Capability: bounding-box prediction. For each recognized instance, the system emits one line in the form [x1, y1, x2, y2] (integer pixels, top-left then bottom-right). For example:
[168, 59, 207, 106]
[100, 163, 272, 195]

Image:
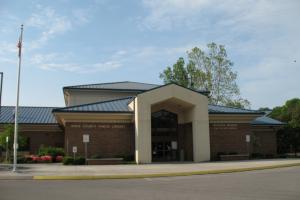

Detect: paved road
[0, 167, 299, 200]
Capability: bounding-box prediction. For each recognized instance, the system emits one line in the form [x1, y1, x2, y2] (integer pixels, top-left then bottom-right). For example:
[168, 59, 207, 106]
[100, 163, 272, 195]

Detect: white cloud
[140, 0, 211, 30]
[26, 6, 73, 50]
[139, 0, 300, 108]
[30, 52, 122, 73]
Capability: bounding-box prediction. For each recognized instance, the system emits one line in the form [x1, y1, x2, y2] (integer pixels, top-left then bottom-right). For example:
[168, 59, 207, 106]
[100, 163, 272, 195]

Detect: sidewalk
[1, 159, 300, 180]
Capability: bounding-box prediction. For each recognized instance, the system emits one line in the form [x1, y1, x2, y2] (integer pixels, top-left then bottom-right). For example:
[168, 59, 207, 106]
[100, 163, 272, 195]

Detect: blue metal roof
[208, 104, 263, 114]
[251, 116, 285, 126]
[53, 96, 262, 115]
[53, 97, 134, 113]
[64, 81, 160, 91]
[0, 103, 282, 126]
[0, 106, 58, 124]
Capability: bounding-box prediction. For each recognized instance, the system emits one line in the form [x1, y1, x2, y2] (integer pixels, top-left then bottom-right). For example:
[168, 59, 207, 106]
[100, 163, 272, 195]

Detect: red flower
[56, 156, 63, 162]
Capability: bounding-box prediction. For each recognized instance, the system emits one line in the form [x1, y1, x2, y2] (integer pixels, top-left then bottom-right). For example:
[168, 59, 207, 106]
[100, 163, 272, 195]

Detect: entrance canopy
[134, 83, 210, 164]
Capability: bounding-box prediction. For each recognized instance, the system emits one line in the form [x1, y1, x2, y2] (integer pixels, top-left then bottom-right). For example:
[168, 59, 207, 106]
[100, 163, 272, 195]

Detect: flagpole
[12, 24, 23, 172]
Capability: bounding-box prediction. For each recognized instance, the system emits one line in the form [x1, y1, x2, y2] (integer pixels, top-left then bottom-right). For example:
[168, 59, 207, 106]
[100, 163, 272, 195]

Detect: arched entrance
[151, 110, 179, 162]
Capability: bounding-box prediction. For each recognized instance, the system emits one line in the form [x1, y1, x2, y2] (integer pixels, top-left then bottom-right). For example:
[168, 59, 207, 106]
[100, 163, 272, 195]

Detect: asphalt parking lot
[0, 166, 299, 200]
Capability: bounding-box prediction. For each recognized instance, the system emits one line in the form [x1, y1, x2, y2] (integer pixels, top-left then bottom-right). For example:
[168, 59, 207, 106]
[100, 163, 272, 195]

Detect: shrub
[123, 155, 134, 161]
[38, 147, 65, 157]
[62, 156, 86, 165]
[55, 156, 63, 162]
[63, 156, 74, 165]
[30, 155, 42, 163]
[73, 157, 86, 165]
[40, 155, 52, 163]
[38, 147, 65, 162]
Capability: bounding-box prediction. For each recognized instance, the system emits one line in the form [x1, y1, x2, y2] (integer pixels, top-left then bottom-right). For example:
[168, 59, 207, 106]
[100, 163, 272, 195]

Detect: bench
[86, 158, 124, 165]
[220, 154, 249, 161]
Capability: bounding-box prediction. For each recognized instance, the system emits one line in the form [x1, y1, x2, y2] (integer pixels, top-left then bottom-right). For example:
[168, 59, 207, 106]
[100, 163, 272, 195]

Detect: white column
[134, 98, 152, 164]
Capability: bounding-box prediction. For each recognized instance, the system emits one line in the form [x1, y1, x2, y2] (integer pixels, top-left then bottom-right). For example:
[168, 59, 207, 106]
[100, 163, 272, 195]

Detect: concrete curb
[0, 176, 33, 180]
[32, 162, 300, 180]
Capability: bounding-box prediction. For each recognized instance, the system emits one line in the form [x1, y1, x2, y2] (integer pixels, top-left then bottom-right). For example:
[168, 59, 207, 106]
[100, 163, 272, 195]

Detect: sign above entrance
[83, 134, 90, 143]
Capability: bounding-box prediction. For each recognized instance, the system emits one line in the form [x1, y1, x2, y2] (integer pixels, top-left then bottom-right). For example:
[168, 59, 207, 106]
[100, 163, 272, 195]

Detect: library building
[0, 81, 284, 163]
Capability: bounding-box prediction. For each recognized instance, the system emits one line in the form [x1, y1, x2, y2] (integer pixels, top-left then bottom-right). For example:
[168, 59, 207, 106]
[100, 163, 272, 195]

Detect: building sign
[83, 134, 89, 143]
[212, 124, 238, 130]
[70, 124, 127, 129]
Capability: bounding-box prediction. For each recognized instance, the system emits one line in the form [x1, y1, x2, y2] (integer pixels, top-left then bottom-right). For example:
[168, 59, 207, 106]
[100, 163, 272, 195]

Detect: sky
[0, 0, 299, 109]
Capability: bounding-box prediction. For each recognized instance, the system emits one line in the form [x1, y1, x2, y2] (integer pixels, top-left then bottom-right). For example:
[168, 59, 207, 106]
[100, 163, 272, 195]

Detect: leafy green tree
[160, 42, 250, 108]
[0, 124, 27, 153]
[270, 98, 300, 128]
[270, 98, 300, 155]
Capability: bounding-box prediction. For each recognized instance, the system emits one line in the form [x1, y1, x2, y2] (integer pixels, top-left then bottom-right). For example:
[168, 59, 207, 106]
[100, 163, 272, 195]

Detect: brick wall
[0, 124, 64, 154]
[251, 126, 277, 155]
[209, 123, 253, 160]
[65, 122, 135, 158]
[21, 131, 64, 154]
[210, 123, 278, 160]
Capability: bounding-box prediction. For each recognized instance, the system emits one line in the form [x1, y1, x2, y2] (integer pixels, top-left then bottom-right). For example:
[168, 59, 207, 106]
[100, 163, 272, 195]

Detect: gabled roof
[52, 97, 134, 113]
[208, 104, 263, 115]
[63, 81, 210, 96]
[63, 81, 160, 91]
[0, 106, 58, 124]
[251, 116, 285, 126]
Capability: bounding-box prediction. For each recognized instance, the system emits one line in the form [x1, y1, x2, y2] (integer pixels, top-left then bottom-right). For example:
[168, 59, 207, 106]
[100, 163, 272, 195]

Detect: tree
[160, 42, 250, 108]
[270, 98, 300, 155]
[0, 124, 27, 153]
[270, 98, 300, 128]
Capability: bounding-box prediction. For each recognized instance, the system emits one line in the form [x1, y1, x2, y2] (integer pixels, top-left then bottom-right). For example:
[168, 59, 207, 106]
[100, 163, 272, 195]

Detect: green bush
[62, 156, 74, 165]
[38, 147, 65, 158]
[62, 156, 85, 165]
[73, 157, 86, 165]
[123, 155, 134, 161]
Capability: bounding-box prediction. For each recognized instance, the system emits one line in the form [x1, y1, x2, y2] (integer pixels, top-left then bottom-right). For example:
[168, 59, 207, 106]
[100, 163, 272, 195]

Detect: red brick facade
[0, 122, 278, 161]
[251, 126, 277, 155]
[64, 122, 135, 158]
[210, 123, 278, 160]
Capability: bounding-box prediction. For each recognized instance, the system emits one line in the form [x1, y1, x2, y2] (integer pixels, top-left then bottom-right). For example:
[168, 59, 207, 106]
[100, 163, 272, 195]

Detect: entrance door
[151, 110, 178, 162]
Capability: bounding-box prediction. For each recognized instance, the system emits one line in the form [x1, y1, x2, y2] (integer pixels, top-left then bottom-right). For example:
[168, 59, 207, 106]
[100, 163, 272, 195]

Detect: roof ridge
[63, 81, 160, 89]
[53, 96, 134, 112]
[63, 81, 130, 89]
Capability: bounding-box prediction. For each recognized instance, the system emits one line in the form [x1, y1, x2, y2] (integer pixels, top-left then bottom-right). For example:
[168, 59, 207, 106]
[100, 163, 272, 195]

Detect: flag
[17, 37, 22, 58]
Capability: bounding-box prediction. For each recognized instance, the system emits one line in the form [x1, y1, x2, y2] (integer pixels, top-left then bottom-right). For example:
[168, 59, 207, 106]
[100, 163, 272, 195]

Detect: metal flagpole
[12, 24, 24, 172]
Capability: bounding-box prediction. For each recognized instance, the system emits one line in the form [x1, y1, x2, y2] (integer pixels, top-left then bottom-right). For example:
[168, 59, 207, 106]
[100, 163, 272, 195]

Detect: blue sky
[0, 0, 299, 109]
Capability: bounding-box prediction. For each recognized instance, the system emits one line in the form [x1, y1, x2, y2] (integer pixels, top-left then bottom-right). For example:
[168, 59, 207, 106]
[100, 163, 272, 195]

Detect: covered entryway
[134, 83, 210, 164]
